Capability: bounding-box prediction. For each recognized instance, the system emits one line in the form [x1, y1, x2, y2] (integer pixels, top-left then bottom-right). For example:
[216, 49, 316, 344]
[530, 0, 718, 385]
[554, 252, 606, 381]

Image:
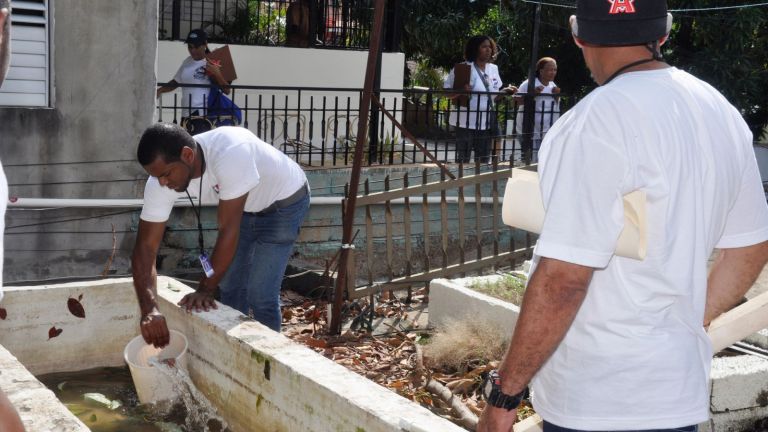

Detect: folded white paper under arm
[501, 166, 647, 260]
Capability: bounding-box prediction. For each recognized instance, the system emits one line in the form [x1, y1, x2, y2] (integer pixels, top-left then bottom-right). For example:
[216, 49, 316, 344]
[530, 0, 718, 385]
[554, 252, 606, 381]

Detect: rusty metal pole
[330, 0, 387, 335]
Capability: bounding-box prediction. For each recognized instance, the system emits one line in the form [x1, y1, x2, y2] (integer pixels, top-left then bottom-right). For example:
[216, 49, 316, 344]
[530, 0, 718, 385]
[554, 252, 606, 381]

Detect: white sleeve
[172, 59, 186, 83]
[517, 80, 529, 93]
[491, 65, 502, 92]
[715, 150, 768, 248]
[534, 121, 630, 268]
[214, 143, 261, 201]
[139, 177, 179, 223]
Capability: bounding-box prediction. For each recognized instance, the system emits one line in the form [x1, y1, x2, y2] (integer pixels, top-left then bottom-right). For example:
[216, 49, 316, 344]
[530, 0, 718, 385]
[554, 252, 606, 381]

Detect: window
[0, 0, 50, 107]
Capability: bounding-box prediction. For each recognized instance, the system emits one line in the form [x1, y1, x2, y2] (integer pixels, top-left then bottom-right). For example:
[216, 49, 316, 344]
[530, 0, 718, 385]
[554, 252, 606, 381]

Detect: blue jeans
[543, 421, 698, 432]
[218, 192, 309, 331]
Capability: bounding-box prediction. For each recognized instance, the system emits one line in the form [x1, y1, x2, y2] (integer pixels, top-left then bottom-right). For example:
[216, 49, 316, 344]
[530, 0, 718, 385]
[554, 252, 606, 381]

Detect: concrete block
[710, 405, 768, 432]
[744, 328, 768, 350]
[429, 276, 520, 333]
[711, 356, 768, 412]
[0, 344, 88, 431]
[0, 277, 465, 432]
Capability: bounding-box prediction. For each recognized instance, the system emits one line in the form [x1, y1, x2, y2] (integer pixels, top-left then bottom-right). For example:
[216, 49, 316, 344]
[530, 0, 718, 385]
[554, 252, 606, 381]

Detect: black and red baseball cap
[571, 0, 672, 46]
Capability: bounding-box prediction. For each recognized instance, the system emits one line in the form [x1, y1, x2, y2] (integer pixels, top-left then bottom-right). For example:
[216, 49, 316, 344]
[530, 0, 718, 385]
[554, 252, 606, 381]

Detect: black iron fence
[156, 83, 570, 166]
[158, 0, 401, 51]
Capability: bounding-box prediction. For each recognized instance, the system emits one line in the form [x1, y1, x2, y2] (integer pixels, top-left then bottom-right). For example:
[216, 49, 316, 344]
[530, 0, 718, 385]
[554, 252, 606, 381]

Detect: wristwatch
[482, 370, 527, 410]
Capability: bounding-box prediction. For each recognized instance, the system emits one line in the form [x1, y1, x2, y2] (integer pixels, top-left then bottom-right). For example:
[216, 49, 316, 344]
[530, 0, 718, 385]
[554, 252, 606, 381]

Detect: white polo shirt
[530, 67, 768, 430]
[140, 127, 307, 223]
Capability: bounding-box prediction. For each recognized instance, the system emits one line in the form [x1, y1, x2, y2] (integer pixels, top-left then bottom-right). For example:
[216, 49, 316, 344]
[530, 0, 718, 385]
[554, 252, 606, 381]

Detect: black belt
[250, 183, 308, 216]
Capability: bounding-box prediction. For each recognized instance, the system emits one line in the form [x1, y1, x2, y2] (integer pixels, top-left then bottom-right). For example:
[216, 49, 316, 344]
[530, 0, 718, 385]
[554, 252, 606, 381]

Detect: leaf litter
[280, 288, 536, 430]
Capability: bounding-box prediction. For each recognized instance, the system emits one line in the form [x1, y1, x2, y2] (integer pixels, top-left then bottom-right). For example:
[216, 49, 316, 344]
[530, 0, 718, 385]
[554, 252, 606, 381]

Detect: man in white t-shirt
[0, 2, 28, 431]
[132, 124, 309, 347]
[478, 1, 768, 432]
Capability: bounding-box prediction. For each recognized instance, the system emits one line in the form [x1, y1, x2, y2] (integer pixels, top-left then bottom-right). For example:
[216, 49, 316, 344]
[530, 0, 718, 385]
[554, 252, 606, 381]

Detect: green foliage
[400, 0, 768, 138]
[410, 59, 446, 90]
[208, 0, 287, 45]
[469, 273, 527, 305]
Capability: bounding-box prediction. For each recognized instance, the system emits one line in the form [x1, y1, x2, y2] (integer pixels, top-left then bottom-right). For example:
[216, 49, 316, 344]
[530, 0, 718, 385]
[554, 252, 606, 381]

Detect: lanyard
[185, 152, 205, 256]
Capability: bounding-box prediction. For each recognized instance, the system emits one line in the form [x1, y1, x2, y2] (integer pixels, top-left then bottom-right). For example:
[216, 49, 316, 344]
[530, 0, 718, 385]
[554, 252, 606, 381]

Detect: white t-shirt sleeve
[490, 65, 502, 92]
[139, 177, 179, 223]
[535, 119, 630, 268]
[716, 150, 768, 248]
[172, 58, 186, 83]
[213, 143, 261, 200]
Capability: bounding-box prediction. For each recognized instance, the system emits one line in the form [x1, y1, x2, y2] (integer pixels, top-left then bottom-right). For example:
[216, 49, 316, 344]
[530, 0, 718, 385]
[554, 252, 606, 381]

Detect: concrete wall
[1, 1, 157, 282]
[0, 5, 411, 284]
[0, 277, 466, 432]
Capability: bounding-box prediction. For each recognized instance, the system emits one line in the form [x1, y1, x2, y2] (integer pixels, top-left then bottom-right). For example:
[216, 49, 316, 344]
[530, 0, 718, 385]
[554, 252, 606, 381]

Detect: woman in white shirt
[515, 57, 560, 162]
[444, 35, 517, 163]
[156, 29, 230, 135]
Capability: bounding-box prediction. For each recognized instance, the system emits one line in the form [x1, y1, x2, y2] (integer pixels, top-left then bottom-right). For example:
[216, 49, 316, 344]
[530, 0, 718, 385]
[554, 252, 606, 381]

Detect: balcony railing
[156, 83, 572, 167]
[158, 0, 402, 51]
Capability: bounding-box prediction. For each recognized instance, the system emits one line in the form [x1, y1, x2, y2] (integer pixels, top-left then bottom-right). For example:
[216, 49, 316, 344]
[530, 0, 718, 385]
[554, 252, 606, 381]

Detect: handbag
[207, 86, 243, 127]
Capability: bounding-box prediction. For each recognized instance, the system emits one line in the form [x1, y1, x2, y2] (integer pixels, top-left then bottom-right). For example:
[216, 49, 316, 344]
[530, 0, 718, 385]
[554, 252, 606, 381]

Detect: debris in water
[83, 392, 122, 410]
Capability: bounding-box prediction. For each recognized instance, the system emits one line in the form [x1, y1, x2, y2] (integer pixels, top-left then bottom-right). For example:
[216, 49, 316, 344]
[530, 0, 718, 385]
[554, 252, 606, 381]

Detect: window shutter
[0, 0, 49, 107]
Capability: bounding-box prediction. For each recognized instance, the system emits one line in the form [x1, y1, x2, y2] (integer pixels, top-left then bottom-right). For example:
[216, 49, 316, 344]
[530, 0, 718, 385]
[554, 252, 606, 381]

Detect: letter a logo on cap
[608, 0, 636, 14]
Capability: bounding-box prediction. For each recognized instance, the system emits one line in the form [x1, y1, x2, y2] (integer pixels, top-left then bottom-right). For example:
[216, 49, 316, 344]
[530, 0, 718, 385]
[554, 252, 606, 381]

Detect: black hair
[463, 35, 497, 63]
[137, 123, 196, 166]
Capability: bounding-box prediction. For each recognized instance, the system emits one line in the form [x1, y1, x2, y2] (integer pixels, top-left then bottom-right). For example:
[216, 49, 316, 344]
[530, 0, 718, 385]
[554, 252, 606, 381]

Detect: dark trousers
[543, 420, 698, 432]
[455, 126, 492, 163]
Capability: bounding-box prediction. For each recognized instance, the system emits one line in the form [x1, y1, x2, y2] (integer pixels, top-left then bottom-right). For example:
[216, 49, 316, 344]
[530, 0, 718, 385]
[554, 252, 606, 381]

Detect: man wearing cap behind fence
[478, 1, 768, 431]
[131, 124, 309, 348]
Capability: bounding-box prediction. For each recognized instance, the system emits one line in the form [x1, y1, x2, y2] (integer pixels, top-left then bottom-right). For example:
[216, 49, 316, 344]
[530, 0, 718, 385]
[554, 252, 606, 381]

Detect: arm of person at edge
[131, 219, 170, 348]
[205, 59, 231, 95]
[156, 79, 179, 98]
[704, 241, 768, 328]
[177, 193, 248, 312]
[477, 257, 594, 432]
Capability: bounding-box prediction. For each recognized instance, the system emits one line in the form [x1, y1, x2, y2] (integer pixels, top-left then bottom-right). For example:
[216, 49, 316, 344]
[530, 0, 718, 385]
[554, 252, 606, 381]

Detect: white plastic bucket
[124, 330, 188, 405]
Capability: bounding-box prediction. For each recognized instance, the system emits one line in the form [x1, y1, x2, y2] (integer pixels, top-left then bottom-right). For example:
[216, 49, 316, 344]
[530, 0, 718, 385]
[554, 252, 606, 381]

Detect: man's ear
[180, 146, 195, 164]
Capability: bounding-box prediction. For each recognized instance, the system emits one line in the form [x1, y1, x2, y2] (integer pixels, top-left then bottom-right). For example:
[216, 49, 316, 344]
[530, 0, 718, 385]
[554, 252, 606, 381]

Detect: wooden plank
[364, 179, 374, 286]
[475, 162, 483, 260]
[385, 175, 394, 281]
[355, 169, 511, 207]
[440, 169, 448, 268]
[422, 169, 430, 272]
[458, 164, 466, 268]
[403, 173, 412, 279]
[349, 249, 531, 298]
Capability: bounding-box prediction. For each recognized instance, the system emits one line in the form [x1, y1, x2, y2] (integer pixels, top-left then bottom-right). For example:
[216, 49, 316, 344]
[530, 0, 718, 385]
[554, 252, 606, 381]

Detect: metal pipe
[7, 196, 500, 209]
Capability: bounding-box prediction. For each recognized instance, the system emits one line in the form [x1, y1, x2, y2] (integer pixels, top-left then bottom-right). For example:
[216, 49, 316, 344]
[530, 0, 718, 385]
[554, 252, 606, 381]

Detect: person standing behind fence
[444, 35, 516, 164]
[514, 57, 560, 162]
[156, 29, 230, 135]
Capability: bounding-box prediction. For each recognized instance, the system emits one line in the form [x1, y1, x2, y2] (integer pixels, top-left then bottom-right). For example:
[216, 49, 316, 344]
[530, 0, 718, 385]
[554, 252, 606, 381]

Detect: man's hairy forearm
[498, 258, 593, 395]
[705, 241, 768, 326]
